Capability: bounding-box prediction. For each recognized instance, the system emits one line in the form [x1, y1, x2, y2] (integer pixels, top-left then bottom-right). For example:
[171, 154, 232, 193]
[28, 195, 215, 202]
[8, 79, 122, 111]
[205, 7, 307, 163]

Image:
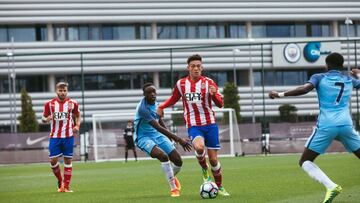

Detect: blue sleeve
[352, 77, 360, 89]
[138, 103, 155, 123]
[307, 74, 323, 89]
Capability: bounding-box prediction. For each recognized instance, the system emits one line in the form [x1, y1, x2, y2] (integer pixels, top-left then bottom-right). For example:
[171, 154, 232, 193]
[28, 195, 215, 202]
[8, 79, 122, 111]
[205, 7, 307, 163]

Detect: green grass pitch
[0, 153, 359, 203]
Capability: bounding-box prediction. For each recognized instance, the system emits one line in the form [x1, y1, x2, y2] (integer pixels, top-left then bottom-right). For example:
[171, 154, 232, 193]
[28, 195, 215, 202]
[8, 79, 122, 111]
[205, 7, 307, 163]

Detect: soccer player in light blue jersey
[134, 83, 192, 197]
[269, 52, 360, 203]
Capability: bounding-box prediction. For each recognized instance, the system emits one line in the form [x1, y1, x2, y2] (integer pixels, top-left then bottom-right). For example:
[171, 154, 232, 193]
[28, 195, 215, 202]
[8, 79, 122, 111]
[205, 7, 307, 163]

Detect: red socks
[211, 163, 222, 188]
[63, 163, 72, 189]
[51, 163, 62, 183]
[196, 151, 208, 169]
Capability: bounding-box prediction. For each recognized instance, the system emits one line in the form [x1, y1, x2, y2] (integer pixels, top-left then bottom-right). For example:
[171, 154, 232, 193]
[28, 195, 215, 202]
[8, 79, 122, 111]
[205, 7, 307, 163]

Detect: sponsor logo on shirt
[185, 92, 202, 103]
[53, 112, 68, 120]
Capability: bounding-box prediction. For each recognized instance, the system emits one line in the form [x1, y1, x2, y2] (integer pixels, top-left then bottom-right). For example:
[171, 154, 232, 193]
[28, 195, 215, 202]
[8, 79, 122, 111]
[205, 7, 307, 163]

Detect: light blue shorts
[305, 125, 360, 154]
[135, 133, 175, 156]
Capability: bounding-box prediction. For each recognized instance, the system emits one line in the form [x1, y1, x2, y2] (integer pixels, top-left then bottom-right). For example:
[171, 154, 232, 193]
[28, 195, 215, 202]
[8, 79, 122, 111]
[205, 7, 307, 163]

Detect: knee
[195, 146, 205, 155]
[298, 159, 304, 167]
[50, 159, 57, 166]
[209, 157, 218, 167]
[64, 158, 72, 165]
[153, 153, 169, 162]
[172, 157, 183, 167]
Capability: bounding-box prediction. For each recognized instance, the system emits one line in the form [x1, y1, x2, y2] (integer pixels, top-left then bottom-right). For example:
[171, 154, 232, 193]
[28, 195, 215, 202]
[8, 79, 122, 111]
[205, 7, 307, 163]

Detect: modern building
[1, 0, 360, 129]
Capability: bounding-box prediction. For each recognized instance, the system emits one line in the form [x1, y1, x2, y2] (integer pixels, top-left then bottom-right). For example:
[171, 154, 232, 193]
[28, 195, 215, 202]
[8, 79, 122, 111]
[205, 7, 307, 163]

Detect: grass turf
[0, 153, 359, 203]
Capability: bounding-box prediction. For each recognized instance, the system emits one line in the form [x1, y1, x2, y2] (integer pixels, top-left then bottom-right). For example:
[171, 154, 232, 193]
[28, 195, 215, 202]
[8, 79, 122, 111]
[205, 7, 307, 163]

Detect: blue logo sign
[303, 42, 331, 63]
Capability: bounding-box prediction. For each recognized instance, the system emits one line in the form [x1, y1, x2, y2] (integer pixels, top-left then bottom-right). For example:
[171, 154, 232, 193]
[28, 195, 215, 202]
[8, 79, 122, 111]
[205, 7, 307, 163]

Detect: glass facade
[0, 25, 47, 42]
[339, 21, 360, 37]
[252, 22, 332, 38]
[252, 70, 322, 86]
[0, 75, 47, 93]
[54, 24, 151, 41]
[56, 73, 153, 91]
[157, 23, 245, 39]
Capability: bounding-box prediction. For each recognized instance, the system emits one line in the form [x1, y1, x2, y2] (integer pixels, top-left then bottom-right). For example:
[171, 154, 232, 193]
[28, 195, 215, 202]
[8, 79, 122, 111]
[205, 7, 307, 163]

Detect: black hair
[187, 54, 202, 64]
[325, 52, 344, 70]
[142, 82, 154, 92]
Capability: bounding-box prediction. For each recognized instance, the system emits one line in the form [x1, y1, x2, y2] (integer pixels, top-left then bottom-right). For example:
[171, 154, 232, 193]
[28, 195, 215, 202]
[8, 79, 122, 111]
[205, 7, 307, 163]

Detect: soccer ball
[199, 181, 218, 199]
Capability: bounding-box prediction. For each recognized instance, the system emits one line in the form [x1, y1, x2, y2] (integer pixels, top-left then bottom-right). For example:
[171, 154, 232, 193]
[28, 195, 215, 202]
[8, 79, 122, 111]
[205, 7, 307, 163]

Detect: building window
[252, 22, 332, 38]
[339, 21, 359, 37]
[228, 23, 246, 38]
[254, 70, 308, 86]
[54, 24, 151, 41]
[0, 25, 47, 42]
[56, 73, 153, 90]
[157, 23, 238, 39]
[0, 75, 47, 93]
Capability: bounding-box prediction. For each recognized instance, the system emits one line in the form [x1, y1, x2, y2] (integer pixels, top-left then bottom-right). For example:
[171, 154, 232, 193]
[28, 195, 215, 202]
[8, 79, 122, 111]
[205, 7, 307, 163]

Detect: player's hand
[351, 69, 360, 78]
[41, 115, 51, 123]
[178, 138, 192, 152]
[157, 107, 164, 118]
[268, 91, 280, 99]
[209, 85, 217, 96]
[73, 125, 80, 136]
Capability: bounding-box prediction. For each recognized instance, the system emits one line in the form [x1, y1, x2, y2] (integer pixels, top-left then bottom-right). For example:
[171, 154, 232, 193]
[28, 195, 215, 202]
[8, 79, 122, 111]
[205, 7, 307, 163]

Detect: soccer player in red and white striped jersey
[157, 54, 230, 196]
[42, 82, 81, 193]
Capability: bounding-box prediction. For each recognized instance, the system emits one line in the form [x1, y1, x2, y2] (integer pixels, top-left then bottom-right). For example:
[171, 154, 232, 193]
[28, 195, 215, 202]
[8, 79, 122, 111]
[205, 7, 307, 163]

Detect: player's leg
[301, 127, 341, 203]
[129, 139, 137, 161]
[354, 148, 360, 158]
[337, 126, 360, 159]
[206, 124, 229, 196]
[125, 145, 129, 162]
[157, 135, 182, 195]
[149, 146, 178, 196]
[168, 149, 182, 176]
[188, 126, 210, 182]
[133, 148, 138, 161]
[48, 138, 63, 192]
[62, 137, 75, 192]
[168, 149, 183, 190]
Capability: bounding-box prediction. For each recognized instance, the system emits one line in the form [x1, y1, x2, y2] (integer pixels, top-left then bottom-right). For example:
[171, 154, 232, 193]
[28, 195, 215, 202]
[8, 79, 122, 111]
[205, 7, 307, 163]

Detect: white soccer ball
[199, 181, 218, 199]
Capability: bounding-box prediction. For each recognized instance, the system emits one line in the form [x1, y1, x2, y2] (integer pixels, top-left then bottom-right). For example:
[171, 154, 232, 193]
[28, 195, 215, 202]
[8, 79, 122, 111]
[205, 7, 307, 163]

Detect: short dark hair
[325, 52, 344, 70]
[187, 54, 202, 64]
[142, 82, 154, 92]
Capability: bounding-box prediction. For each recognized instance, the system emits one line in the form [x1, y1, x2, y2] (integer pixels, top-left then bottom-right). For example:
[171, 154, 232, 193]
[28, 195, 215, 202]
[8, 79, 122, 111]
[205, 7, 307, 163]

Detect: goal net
[91, 108, 242, 162]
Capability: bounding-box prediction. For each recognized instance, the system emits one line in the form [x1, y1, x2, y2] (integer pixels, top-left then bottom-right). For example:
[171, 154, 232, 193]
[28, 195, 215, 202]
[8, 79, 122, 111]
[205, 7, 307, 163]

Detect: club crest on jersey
[201, 83, 206, 89]
[184, 92, 202, 103]
[53, 112, 68, 120]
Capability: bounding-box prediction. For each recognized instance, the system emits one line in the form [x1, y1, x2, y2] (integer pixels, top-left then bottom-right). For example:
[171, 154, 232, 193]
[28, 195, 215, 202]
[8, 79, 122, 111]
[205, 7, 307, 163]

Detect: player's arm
[41, 102, 51, 123]
[158, 117, 168, 129]
[269, 83, 314, 99]
[72, 102, 81, 136]
[149, 120, 192, 152]
[209, 82, 223, 108]
[157, 86, 181, 117]
[350, 69, 360, 89]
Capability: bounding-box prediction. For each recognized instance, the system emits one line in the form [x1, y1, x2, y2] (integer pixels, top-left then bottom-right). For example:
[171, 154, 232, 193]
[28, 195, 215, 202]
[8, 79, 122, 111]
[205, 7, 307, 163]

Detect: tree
[222, 82, 241, 123]
[18, 88, 39, 132]
[278, 104, 298, 122]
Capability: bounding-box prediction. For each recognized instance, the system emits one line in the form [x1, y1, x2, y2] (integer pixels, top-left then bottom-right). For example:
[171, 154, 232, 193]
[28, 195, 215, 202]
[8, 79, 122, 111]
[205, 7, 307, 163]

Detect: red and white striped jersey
[159, 76, 223, 128]
[43, 98, 80, 138]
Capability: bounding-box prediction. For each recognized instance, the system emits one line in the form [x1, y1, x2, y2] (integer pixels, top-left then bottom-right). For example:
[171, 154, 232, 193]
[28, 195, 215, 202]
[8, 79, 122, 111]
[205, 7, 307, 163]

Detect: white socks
[171, 162, 181, 176]
[301, 161, 337, 190]
[161, 161, 176, 190]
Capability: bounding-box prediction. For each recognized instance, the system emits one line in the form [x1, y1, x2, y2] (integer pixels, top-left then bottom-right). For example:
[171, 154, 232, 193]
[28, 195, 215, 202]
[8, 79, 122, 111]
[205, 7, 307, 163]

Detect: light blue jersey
[306, 70, 360, 154]
[133, 98, 175, 155]
[133, 98, 160, 141]
[308, 70, 360, 128]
